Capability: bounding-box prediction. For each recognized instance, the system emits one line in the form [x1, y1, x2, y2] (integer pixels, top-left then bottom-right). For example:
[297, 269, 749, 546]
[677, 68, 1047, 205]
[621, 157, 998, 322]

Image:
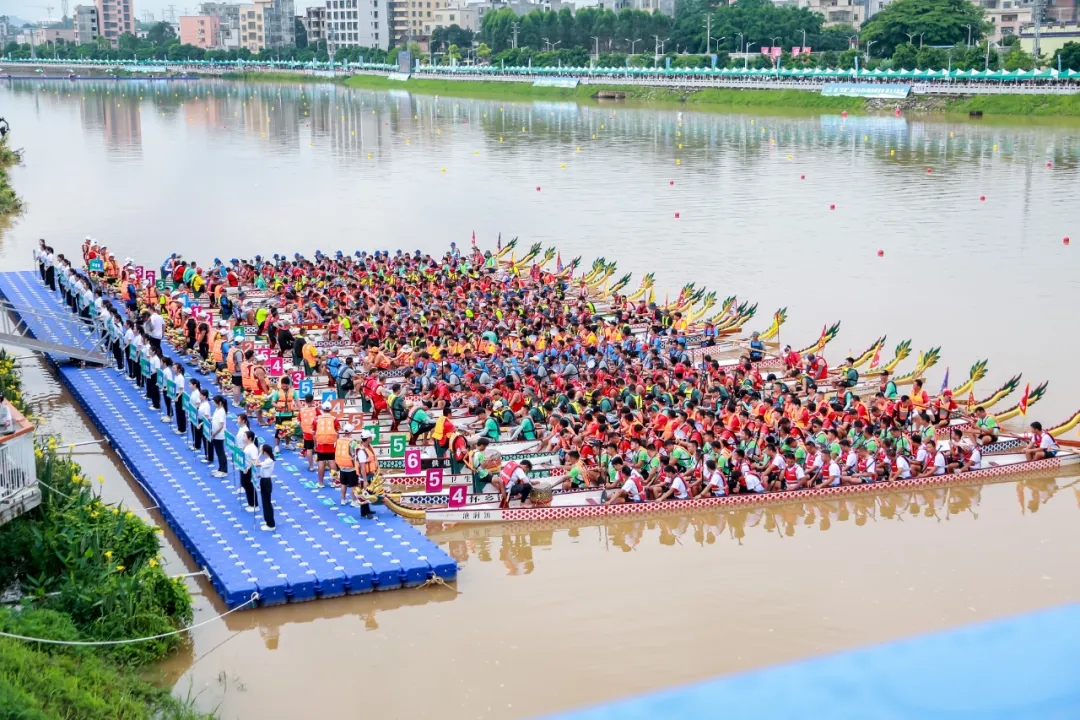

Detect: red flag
[869, 345, 882, 370]
[814, 325, 827, 353]
[967, 391, 976, 410]
[471, 230, 476, 243]
[1019, 383, 1030, 416]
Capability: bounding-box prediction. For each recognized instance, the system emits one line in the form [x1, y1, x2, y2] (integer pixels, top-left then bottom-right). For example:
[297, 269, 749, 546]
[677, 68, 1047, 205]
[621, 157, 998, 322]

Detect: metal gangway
[0, 297, 110, 365]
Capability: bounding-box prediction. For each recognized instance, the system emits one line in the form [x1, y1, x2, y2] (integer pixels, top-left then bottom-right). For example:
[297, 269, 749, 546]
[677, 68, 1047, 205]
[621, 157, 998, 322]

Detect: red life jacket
[499, 461, 521, 486]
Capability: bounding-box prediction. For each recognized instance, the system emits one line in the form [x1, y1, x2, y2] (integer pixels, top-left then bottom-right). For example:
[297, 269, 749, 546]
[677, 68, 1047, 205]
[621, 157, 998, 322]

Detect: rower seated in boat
[748, 332, 765, 362]
[966, 406, 999, 446]
[1023, 421, 1059, 461]
[835, 357, 859, 389]
[604, 465, 646, 505]
[502, 459, 538, 506]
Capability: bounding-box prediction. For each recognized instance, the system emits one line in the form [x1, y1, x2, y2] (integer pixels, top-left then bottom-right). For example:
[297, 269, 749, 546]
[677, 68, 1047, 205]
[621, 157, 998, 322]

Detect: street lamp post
[866, 39, 876, 64]
[703, 15, 711, 54]
[745, 41, 756, 69]
[591, 35, 599, 62]
[736, 32, 743, 53]
[963, 24, 972, 47]
[625, 37, 640, 54]
[905, 32, 916, 46]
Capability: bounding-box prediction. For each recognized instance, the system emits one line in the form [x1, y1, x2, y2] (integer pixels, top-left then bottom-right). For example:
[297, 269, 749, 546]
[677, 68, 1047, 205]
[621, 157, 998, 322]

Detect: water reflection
[431, 474, 1080, 572]
[8, 79, 1080, 169]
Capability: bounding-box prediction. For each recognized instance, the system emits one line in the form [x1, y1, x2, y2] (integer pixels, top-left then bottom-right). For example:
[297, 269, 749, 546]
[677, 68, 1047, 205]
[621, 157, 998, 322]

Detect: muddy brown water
[2, 79, 1079, 719]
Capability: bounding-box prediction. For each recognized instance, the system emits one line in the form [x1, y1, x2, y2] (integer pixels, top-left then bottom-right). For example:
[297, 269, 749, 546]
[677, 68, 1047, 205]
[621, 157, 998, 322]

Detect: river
[2, 78, 1079, 719]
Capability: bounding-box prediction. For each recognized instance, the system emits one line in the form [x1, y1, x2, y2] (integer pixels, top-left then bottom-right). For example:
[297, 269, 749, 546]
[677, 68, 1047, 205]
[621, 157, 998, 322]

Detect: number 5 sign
[425, 468, 444, 493]
[404, 447, 422, 474]
[448, 485, 467, 508]
[389, 434, 407, 458]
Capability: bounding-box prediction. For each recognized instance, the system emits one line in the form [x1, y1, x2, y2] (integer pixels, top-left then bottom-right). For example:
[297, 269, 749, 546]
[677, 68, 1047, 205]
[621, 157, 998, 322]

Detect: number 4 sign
[425, 468, 444, 493]
[267, 357, 284, 377]
[448, 485, 467, 508]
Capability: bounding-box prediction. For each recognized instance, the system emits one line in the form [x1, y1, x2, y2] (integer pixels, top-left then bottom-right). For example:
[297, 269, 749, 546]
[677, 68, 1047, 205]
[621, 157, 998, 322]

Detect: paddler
[501, 459, 537, 506]
[967, 406, 1000, 446]
[297, 395, 320, 471]
[747, 331, 765, 362]
[1023, 421, 1059, 462]
[879, 369, 898, 400]
[268, 376, 297, 452]
[466, 437, 492, 493]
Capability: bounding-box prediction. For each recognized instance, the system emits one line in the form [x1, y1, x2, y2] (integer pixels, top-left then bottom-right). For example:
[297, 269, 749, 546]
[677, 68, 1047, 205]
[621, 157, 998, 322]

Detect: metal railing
[0, 413, 39, 527]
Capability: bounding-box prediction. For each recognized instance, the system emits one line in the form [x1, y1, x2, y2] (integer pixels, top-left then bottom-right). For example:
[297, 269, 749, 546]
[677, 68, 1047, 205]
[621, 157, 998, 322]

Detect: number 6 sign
[448, 485, 467, 508]
[404, 448, 422, 474]
[425, 468, 444, 493]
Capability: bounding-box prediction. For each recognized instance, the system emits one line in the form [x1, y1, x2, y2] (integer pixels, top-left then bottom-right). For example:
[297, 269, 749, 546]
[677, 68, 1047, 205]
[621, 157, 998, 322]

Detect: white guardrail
[0, 415, 40, 526]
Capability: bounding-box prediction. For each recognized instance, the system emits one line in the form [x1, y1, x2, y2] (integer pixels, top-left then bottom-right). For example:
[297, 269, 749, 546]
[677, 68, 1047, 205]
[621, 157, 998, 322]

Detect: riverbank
[340, 73, 1080, 116]
[0, 352, 203, 719]
[0, 137, 23, 216]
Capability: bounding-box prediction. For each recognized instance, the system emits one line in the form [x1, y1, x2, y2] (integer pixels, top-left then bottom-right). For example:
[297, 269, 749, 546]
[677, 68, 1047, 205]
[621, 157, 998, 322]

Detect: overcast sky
[1, 0, 323, 24]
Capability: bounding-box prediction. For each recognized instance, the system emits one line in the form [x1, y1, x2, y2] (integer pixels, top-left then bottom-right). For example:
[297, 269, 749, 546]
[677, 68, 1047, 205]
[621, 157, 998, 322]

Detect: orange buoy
[877, 249, 884, 257]
[830, 204, 836, 210]
[980, 195, 986, 201]
[674, 212, 680, 219]
[1065, 237, 1071, 245]
[926, 167, 932, 174]
[1047, 162, 1053, 168]
[841, 110, 848, 118]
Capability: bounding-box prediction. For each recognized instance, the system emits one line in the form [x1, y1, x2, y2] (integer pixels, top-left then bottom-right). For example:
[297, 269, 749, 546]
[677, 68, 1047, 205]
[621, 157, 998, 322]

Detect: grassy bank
[339, 73, 1080, 116]
[0, 137, 23, 216]
[215, 70, 346, 84]
[0, 352, 205, 719]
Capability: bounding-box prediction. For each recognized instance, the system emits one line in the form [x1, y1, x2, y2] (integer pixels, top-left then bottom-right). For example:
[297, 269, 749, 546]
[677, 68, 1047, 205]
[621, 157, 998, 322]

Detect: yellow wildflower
[104, 550, 113, 559]
[148, 558, 158, 568]
[97, 475, 104, 484]
[115, 565, 125, 572]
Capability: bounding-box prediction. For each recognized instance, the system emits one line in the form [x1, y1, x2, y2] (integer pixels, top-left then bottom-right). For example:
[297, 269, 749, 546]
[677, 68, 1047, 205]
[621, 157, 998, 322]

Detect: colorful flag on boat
[939, 367, 950, 395]
[556, 252, 564, 274]
[869, 345, 882, 370]
[471, 230, 476, 244]
[967, 391, 976, 410]
[497, 234, 502, 251]
[1019, 383, 1030, 416]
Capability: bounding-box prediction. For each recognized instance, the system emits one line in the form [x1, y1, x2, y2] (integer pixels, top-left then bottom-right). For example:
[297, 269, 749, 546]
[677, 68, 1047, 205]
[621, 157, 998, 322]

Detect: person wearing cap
[879, 369, 898, 400]
[748, 331, 765, 362]
[334, 423, 363, 507]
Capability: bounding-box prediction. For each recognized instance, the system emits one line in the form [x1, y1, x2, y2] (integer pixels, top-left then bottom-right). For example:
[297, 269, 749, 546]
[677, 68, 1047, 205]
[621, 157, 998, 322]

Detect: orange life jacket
[274, 387, 294, 415]
[334, 437, 354, 469]
[298, 406, 317, 436]
[241, 361, 257, 391]
[314, 415, 337, 446]
[211, 336, 225, 363]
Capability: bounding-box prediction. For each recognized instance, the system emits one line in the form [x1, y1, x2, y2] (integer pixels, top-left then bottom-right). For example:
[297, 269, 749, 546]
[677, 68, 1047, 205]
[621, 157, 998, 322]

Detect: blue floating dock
[0, 270, 456, 608]
[552, 602, 1080, 719]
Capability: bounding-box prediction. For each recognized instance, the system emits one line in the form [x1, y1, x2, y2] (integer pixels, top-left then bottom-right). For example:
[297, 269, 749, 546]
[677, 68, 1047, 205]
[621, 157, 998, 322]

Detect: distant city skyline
[0, 0, 324, 25]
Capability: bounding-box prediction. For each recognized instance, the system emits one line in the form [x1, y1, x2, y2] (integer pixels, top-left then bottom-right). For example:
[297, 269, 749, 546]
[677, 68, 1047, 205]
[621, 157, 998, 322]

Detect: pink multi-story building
[179, 14, 222, 49]
[94, 0, 134, 47]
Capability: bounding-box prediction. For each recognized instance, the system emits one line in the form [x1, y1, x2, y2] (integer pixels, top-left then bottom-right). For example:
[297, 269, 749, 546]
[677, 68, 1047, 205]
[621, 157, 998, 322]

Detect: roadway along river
[2, 79, 1079, 719]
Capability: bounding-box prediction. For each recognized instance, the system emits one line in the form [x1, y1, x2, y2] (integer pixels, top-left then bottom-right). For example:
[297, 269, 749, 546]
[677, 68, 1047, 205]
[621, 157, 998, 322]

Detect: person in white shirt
[144, 309, 165, 355]
[240, 430, 260, 512]
[738, 462, 766, 493]
[160, 358, 175, 423]
[188, 380, 204, 454]
[146, 348, 162, 412]
[823, 451, 843, 487]
[197, 393, 213, 466]
[604, 465, 645, 505]
[658, 465, 690, 501]
[256, 443, 277, 531]
[920, 439, 947, 477]
[1024, 421, 1059, 462]
[697, 458, 727, 497]
[886, 447, 912, 482]
[210, 395, 228, 478]
[851, 446, 878, 484]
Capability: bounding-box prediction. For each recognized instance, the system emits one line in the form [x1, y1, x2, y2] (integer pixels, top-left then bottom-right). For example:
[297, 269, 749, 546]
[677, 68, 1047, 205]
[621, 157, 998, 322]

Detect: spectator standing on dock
[210, 395, 228, 478]
[239, 430, 259, 512]
[143, 308, 164, 355]
[188, 378, 203, 453]
[198, 391, 213, 466]
[256, 443, 277, 531]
